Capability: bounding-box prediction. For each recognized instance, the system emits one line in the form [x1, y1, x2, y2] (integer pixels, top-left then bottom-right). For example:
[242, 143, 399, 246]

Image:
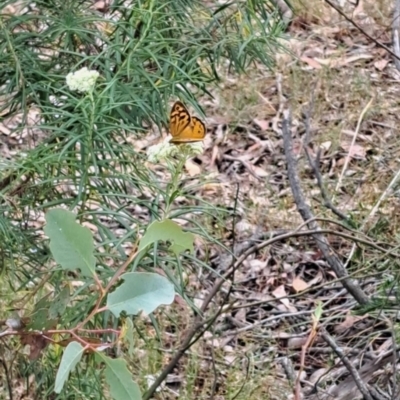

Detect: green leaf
[27, 293, 57, 330]
[28, 307, 58, 331]
[138, 219, 194, 255]
[44, 209, 96, 277]
[97, 354, 141, 400]
[49, 286, 71, 319]
[54, 341, 85, 393]
[107, 272, 175, 317]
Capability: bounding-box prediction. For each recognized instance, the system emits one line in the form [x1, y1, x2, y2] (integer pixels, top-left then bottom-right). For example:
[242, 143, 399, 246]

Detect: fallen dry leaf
[341, 142, 366, 159]
[292, 276, 309, 292]
[252, 165, 269, 177]
[334, 313, 367, 334]
[320, 141, 332, 151]
[272, 285, 297, 312]
[301, 56, 323, 69]
[185, 159, 202, 176]
[314, 54, 373, 68]
[374, 59, 389, 71]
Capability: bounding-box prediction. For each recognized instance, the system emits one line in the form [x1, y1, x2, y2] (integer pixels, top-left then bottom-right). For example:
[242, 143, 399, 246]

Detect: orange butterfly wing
[169, 101, 206, 144]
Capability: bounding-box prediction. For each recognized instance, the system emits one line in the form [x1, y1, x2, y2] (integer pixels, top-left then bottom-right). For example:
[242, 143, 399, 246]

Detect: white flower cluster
[180, 142, 204, 157]
[66, 67, 100, 93]
[147, 141, 178, 163]
[147, 141, 204, 163]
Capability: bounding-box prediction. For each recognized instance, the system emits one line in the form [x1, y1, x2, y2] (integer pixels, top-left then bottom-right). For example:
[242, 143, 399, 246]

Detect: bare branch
[281, 110, 369, 305]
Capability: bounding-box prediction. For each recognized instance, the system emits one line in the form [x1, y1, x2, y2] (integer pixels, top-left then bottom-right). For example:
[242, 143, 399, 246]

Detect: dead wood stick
[321, 329, 374, 400]
[281, 110, 369, 305]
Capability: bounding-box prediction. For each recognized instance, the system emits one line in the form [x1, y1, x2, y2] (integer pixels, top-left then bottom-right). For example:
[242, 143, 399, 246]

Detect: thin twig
[311, 149, 351, 221]
[295, 305, 322, 400]
[77, 247, 139, 329]
[334, 97, 374, 196]
[230, 226, 400, 271]
[368, 385, 390, 400]
[302, 84, 351, 222]
[323, 0, 400, 61]
[386, 316, 398, 400]
[223, 154, 262, 181]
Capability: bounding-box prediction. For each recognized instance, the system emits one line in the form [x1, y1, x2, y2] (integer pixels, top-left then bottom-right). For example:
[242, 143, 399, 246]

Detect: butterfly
[169, 101, 206, 144]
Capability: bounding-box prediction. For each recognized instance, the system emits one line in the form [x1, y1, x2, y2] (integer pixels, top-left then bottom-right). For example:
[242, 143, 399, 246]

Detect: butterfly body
[169, 101, 206, 144]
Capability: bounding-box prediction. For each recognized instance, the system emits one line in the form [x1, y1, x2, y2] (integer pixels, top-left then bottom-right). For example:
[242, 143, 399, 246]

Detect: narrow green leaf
[44, 209, 96, 277]
[98, 354, 141, 400]
[123, 317, 135, 357]
[107, 272, 175, 317]
[54, 342, 85, 393]
[138, 219, 194, 255]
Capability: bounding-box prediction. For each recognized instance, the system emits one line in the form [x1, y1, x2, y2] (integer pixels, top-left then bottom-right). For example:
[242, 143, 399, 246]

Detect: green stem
[164, 154, 186, 218]
[78, 91, 96, 220]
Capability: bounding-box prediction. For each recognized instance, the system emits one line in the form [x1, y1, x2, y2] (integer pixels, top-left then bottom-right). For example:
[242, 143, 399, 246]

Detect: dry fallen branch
[281, 109, 369, 305]
[313, 331, 397, 400]
[321, 329, 374, 400]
